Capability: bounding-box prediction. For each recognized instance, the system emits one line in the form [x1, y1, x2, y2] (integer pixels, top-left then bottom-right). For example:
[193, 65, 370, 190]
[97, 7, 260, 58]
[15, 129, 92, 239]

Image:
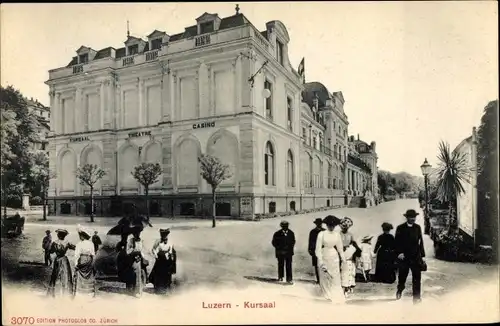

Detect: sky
[1, 2, 498, 175]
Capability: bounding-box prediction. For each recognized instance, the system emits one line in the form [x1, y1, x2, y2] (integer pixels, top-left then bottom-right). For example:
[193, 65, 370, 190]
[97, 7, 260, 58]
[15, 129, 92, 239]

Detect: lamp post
[420, 158, 432, 235]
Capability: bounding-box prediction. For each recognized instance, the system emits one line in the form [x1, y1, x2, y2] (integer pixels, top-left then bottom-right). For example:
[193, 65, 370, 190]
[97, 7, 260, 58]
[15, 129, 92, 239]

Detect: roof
[302, 82, 331, 108]
[66, 14, 250, 66]
[348, 154, 372, 174]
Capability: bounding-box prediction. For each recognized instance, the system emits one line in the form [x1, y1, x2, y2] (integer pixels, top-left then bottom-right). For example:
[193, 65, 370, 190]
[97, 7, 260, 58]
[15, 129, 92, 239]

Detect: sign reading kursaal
[70, 136, 90, 142]
[128, 131, 152, 138]
[193, 122, 215, 129]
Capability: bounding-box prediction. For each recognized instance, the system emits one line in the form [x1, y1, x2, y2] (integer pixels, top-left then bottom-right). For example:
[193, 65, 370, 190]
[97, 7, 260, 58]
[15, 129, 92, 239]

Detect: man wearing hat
[42, 230, 53, 266]
[271, 220, 296, 284]
[308, 218, 325, 284]
[395, 209, 426, 304]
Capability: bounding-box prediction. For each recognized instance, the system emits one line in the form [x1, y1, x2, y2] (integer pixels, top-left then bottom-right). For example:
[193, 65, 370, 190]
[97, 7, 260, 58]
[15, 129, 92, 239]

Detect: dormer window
[128, 45, 139, 55]
[276, 40, 284, 65]
[151, 38, 162, 50]
[79, 53, 88, 64]
[200, 21, 214, 34]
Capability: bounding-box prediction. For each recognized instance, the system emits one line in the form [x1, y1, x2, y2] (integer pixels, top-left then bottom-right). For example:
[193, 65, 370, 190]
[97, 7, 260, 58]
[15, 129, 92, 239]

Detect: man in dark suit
[272, 220, 296, 284]
[395, 209, 426, 304]
[308, 218, 325, 284]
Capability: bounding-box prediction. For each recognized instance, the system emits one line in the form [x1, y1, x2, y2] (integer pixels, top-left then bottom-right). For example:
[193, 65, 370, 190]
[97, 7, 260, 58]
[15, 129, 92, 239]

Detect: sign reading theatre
[193, 122, 215, 129]
[70, 136, 90, 142]
[128, 131, 152, 138]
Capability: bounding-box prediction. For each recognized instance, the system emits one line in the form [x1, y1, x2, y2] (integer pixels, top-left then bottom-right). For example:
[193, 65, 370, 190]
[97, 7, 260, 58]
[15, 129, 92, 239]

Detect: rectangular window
[276, 40, 284, 65]
[264, 156, 269, 185]
[287, 97, 293, 131]
[302, 127, 307, 143]
[151, 38, 162, 50]
[128, 45, 139, 55]
[200, 21, 214, 34]
[79, 53, 88, 64]
[264, 80, 273, 119]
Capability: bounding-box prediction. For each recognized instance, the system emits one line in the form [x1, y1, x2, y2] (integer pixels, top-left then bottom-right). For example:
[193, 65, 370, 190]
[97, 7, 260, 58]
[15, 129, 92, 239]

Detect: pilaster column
[171, 73, 177, 120]
[100, 82, 106, 129]
[209, 66, 215, 115]
[75, 88, 83, 132]
[195, 69, 200, 118]
[138, 78, 144, 126]
[198, 61, 208, 116]
[48, 88, 56, 132]
[235, 54, 242, 112]
[161, 64, 171, 122]
[105, 79, 113, 129]
[57, 93, 63, 134]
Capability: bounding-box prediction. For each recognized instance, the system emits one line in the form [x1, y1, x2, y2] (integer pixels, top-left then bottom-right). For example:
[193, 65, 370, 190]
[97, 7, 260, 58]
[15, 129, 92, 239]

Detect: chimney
[357, 134, 360, 141]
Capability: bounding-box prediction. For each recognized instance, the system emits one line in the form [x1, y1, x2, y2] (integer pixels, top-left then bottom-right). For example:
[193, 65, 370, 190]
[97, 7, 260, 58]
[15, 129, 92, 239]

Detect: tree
[476, 100, 498, 258]
[76, 164, 106, 222]
[29, 152, 55, 221]
[198, 154, 232, 228]
[1, 86, 41, 209]
[131, 163, 162, 220]
[433, 141, 470, 231]
[0, 109, 19, 171]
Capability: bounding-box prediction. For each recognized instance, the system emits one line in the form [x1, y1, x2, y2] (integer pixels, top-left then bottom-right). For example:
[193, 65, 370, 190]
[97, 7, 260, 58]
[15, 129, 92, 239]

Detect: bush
[30, 196, 42, 205]
[435, 229, 467, 260]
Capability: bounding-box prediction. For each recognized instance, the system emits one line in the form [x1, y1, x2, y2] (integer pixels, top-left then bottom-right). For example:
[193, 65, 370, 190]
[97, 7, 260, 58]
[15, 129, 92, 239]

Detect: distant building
[26, 97, 50, 152]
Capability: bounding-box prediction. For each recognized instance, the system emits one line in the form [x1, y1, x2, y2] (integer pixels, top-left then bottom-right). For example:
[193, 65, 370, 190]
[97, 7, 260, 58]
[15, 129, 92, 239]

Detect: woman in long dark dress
[47, 229, 75, 297]
[149, 228, 176, 294]
[374, 222, 396, 284]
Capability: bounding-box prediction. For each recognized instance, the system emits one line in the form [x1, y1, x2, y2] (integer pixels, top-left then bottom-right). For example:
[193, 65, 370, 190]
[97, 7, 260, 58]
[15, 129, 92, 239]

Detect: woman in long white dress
[73, 225, 96, 298]
[315, 215, 346, 304]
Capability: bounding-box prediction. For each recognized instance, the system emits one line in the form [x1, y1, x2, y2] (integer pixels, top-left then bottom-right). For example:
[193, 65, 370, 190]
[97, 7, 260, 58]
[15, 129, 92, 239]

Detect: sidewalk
[24, 214, 251, 230]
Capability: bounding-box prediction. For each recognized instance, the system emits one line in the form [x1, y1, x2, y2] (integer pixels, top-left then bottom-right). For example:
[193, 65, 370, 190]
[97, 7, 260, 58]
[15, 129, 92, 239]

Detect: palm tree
[433, 141, 470, 231]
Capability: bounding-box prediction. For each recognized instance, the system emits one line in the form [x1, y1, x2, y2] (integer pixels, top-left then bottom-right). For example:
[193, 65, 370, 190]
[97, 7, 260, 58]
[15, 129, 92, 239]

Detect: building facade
[455, 127, 478, 240]
[46, 10, 378, 218]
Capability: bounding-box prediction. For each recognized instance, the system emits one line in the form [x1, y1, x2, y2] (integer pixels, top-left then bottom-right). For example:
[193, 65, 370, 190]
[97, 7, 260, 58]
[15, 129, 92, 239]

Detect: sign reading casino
[193, 122, 215, 129]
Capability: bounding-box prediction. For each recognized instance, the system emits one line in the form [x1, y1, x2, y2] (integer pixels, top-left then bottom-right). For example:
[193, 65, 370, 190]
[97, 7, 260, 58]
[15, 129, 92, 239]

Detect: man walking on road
[272, 220, 296, 285]
[308, 218, 325, 284]
[395, 209, 426, 304]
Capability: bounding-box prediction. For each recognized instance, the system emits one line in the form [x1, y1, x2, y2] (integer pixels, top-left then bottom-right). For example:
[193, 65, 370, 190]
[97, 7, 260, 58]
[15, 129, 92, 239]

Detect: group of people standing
[272, 209, 426, 305]
[42, 225, 101, 298]
[42, 215, 177, 299]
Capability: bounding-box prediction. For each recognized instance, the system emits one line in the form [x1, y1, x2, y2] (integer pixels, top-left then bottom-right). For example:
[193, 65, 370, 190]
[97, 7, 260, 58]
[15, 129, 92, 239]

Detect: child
[358, 235, 375, 282]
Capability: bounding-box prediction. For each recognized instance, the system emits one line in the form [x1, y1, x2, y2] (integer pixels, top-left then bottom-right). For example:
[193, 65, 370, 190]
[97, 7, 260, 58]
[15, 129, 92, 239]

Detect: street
[2, 199, 499, 324]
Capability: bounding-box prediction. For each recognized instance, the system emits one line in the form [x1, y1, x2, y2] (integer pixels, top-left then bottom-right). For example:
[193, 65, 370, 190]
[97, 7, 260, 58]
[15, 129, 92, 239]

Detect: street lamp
[420, 158, 432, 235]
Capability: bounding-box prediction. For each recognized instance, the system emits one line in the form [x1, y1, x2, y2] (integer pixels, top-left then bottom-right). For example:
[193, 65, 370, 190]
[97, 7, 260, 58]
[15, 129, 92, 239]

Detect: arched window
[264, 142, 275, 186]
[287, 150, 295, 187]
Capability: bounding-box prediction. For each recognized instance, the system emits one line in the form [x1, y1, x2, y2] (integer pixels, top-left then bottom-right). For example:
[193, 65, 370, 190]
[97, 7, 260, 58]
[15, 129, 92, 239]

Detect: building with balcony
[347, 134, 378, 198]
[300, 83, 378, 208]
[45, 10, 307, 218]
[45, 9, 379, 218]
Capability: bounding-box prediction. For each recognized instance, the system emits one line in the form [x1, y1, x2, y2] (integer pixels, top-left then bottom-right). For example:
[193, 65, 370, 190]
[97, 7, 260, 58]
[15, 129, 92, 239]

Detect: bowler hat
[313, 218, 323, 225]
[280, 220, 289, 227]
[403, 209, 419, 218]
